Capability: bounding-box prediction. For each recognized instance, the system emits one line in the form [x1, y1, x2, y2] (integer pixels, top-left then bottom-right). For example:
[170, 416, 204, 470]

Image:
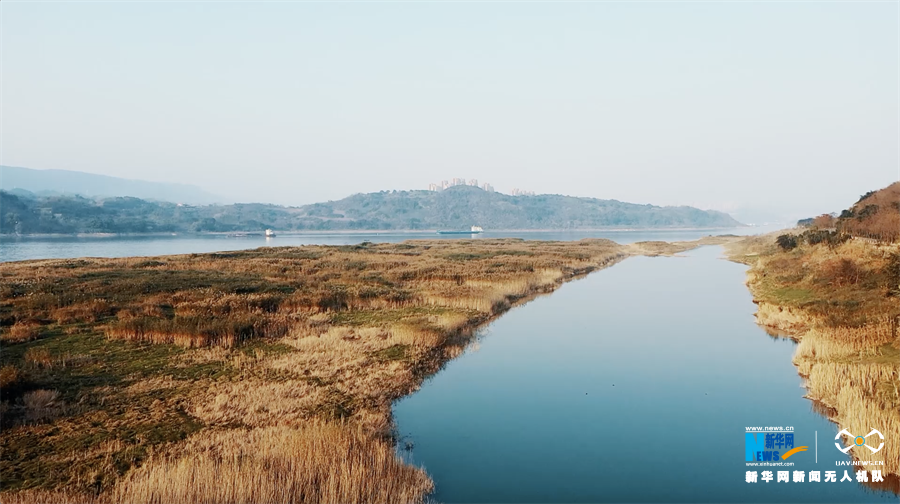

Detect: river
[392, 246, 896, 503]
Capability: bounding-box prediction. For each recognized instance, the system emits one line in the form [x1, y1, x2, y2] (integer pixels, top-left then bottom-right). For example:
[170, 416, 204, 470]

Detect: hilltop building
[426, 179, 529, 195]
[427, 178, 495, 192]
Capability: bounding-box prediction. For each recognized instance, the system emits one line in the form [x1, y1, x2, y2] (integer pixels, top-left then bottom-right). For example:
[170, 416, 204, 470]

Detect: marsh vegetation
[1, 238, 648, 503]
[727, 184, 900, 480]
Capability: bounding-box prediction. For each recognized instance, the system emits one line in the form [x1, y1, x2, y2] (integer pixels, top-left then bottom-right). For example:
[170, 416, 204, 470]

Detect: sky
[2, 1, 898, 223]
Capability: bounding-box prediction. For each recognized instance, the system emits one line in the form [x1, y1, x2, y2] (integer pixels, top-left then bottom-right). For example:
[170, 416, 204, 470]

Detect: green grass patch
[768, 286, 816, 305]
[444, 249, 534, 261]
[329, 306, 458, 327]
[238, 340, 295, 358]
[371, 344, 409, 362]
[833, 343, 900, 366]
[0, 327, 209, 492]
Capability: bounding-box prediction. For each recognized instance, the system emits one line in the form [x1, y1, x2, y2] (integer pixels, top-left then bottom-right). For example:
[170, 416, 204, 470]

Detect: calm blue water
[393, 246, 896, 503]
[0, 226, 781, 262]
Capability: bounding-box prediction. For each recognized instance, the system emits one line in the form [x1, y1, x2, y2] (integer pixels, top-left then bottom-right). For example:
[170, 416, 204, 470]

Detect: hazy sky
[2, 1, 898, 222]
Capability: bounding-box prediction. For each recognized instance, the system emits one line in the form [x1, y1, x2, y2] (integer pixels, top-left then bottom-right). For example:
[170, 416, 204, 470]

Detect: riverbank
[726, 233, 900, 481]
[0, 237, 737, 503]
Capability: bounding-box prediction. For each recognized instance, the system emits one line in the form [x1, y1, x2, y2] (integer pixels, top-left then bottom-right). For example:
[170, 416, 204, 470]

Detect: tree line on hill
[0, 185, 743, 235]
[793, 182, 900, 244]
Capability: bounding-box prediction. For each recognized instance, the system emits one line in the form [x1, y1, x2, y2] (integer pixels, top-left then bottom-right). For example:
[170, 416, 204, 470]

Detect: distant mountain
[0, 166, 224, 205]
[0, 185, 742, 235]
[295, 185, 743, 230]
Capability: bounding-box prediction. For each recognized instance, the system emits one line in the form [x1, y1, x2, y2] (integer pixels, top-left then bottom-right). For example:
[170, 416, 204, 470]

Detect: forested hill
[1, 185, 742, 235]
[797, 182, 900, 242]
[315, 185, 741, 229]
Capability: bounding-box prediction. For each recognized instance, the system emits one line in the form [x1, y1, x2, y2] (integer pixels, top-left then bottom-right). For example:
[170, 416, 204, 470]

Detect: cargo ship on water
[437, 226, 484, 235]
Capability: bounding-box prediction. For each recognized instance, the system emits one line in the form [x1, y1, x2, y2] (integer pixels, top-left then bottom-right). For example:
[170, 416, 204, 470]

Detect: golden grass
[0, 490, 103, 504]
[723, 230, 785, 264]
[110, 424, 432, 504]
[53, 300, 114, 325]
[2, 322, 41, 343]
[753, 302, 813, 335]
[793, 319, 896, 362]
[189, 380, 325, 427]
[1, 424, 431, 504]
[804, 362, 900, 475]
[23, 347, 53, 368]
[0, 365, 21, 389]
[628, 235, 742, 257]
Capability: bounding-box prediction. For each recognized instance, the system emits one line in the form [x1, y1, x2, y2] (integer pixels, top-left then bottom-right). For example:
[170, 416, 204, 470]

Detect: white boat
[265, 229, 276, 237]
[437, 225, 484, 235]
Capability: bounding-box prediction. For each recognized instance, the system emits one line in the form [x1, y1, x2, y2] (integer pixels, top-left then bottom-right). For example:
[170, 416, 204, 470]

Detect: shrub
[22, 389, 64, 423]
[105, 314, 290, 348]
[803, 230, 831, 245]
[885, 253, 900, 297]
[317, 290, 349, 312]
[825, 232, 851, 249]
[3, 322, 41, 343]
[800, 229, 850, 248]
[24, 348, 53, 368]
[812, 214, 836, 229]
[53, 307, 78, 325]
[0, 365, 21, 389]
[857, 204, 878, 219]
[52, 300, 115, 325]
[776, 234, 798, 251]
[134, 260, 166, 268]
[857, 190, 876, 203]
[823, 258, 863, 287]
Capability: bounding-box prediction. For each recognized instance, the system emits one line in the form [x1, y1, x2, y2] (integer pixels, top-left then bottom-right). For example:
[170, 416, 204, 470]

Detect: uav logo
[835, 429, 884, 454]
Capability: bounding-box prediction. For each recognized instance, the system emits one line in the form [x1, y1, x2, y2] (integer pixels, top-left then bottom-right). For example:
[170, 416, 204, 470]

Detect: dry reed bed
[111, 424, 433, 504]
[728, 236, 900, 477]
[1, 238, 649, 503]
[1, 424, 432, 504]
